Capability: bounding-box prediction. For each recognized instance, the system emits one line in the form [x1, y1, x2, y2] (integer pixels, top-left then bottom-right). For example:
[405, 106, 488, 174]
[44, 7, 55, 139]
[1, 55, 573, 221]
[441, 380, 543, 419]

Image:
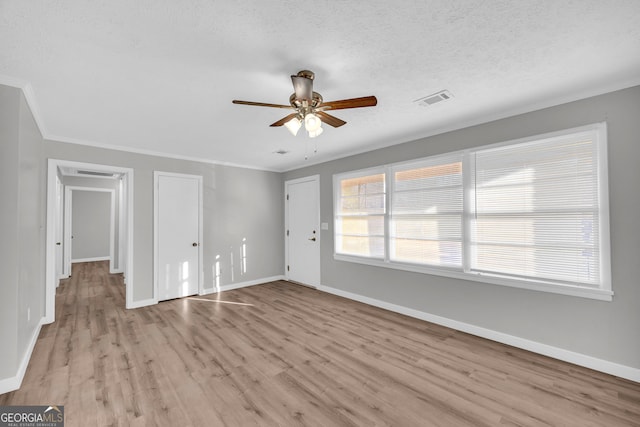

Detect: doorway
[46, 159, 134, 323]
[285, 175, 321, 287]
[64, 186, 115, 271]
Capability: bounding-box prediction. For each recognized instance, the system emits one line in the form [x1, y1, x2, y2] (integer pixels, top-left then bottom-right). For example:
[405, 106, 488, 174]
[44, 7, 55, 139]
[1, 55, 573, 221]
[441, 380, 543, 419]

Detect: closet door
[155, 172, 202, 301]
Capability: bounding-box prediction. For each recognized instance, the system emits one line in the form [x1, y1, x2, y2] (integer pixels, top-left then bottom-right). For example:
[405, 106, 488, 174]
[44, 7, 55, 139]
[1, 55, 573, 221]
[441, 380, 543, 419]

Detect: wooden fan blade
[232, 100, 293, 109]
[291, 75, 313, 101]
[316, 111, 346, 128]
[270, 113, 300, 127]
[322, 96, 377, 110]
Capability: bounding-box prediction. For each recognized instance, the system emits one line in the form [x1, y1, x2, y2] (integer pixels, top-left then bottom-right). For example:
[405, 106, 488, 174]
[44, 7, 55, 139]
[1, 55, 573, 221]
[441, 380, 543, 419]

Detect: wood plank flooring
[1, 261, 639, 426]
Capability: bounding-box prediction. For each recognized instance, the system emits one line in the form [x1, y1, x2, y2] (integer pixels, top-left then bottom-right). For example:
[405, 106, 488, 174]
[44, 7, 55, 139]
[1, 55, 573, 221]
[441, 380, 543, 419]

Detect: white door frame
[64, 186, 116, 269]
[284, 175, 321, 285]
[118, 176, 126, 278]
[54, 175, 65, 283]
[46, 159, 135, 323]
[153, 171, 204, 303]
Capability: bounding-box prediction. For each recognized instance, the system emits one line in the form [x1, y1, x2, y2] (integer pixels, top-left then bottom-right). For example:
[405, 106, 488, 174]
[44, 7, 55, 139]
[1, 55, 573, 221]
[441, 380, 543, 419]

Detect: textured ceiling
[1, 0, 640, 171]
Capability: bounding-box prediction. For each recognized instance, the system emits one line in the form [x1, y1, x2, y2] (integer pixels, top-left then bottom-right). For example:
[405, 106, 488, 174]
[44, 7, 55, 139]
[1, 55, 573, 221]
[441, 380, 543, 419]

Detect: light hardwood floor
[1, 261, 639, 426]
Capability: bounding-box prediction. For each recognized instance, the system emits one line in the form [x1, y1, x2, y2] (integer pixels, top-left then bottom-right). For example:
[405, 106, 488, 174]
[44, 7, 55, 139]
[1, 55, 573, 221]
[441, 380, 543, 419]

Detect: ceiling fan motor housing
[296, 70, 315, 80]
[289, 92, 323, 116]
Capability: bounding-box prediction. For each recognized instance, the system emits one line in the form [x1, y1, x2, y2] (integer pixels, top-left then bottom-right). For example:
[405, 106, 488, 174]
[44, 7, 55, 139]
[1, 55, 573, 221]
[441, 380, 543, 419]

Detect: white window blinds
[335, 171, 386, 258]
[471, 131, 602, 286]
[390, 155, 464, 267]
[333, 123, 609, 299]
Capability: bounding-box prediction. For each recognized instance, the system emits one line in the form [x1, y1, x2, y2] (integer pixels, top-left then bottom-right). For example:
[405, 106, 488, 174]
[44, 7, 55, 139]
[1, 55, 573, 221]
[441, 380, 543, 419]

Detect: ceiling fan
[232, 70, 377, 138]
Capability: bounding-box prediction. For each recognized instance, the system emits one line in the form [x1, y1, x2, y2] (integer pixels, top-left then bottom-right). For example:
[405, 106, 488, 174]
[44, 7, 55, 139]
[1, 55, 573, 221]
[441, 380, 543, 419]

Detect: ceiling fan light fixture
[284, 116, 302, 136]
[304, 113, 321, 132]
[308, 126, 323, 138]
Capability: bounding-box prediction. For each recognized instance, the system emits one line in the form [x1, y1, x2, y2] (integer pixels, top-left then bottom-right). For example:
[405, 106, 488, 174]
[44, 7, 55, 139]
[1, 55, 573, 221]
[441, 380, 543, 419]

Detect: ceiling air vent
[273, 149, 289, 155]
[415, 90, 454, 107]
[77, 170, 116, 177]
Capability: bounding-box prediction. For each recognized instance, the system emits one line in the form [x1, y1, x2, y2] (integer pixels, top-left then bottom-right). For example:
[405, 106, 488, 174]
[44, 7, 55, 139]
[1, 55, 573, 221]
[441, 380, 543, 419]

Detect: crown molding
[0, 74, 278, 173]
[0, 74, 49, 137]
[46, 133, 279, 172]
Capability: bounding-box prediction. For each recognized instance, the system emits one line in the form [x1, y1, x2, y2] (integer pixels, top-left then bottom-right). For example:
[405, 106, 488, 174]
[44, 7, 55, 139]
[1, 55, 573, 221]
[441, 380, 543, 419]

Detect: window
[333, 123, 611, 300]
[334, 169, 386, 258]
[390, 154, 464, 268]
[471, 133, 602, 286]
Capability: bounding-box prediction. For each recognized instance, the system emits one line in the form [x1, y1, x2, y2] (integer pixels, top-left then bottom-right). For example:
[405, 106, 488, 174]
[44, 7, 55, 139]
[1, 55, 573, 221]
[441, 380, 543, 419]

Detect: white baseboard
[0, 317, 44, 395]
[72, 256, 110, 263]
[126, 297, 156, 309]
[127, 277, 285, 308]
[205, 275, 286, 294]
[317, 284, 640, 384]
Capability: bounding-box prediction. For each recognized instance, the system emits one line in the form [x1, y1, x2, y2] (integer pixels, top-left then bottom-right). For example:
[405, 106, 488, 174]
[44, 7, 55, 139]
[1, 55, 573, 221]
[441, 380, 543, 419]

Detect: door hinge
[286, 194, 289, 201]
[286, 229, 289, 237]
[287, 265, 290, 271]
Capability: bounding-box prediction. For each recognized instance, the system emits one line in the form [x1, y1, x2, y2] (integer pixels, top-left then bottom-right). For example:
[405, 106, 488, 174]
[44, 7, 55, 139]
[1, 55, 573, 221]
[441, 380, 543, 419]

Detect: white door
[286, 176, 321, 287]
[155, 172, 202, 301]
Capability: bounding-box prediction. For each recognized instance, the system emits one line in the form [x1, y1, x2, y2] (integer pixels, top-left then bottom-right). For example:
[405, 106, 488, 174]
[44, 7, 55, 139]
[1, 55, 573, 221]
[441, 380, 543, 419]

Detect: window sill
[333, 254, 613, 301]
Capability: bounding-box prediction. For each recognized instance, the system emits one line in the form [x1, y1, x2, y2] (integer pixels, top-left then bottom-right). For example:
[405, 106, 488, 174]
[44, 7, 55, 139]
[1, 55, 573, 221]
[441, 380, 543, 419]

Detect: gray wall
[284, 85, 640, 370]
[0, 85, 20, 381]
[44, 141, 285, 302]
[0, 85, 45, 382]
[71, 190, 111, 260]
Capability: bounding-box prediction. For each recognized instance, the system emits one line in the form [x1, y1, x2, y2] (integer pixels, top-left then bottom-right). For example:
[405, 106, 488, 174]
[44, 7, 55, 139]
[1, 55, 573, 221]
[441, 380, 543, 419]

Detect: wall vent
[415, 90, 454, 107]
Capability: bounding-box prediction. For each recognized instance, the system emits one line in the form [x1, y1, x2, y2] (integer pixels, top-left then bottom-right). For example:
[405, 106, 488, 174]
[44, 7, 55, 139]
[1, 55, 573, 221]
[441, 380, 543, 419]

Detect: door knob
[308, 237, 316, 241]
[192, 242, 198, 247]
[56, 242, 61, 246]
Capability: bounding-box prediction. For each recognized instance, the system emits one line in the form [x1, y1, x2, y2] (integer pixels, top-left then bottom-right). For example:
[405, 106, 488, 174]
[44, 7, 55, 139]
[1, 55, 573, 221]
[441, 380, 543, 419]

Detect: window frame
[388, 152, 465, 269]
[333, 123, 612, 301]
[333, 166, 387, 260]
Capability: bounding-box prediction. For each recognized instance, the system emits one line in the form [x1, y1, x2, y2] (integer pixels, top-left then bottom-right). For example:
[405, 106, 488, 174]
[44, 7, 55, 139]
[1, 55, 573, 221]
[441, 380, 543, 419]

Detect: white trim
[153, 171, 204, 303]
[54, 175, 64, 284]
[47, 133, 278, 172]
[280, 78, 640, 173]
[0, 375, 19, 396]
[63, 185, 71, 277]
[211, 275, 286, 293]
[0, 74, 273, 173]
[2, 73, 639, 175]
[125, 171, 134, 304]
[72, 256, 110, 263]
[47, 159, 135, 322]
[317, 284, 640, 383]
[333, 166, 387, 258]
[334, 254, 614, 301]
[118, 177, 125, 274]
[0, 317, 44, 395]
[284, 175, 321, 286]
[127, 298, 157, 309]
[0, 75, 49, 137]
[109, 189, 117, 273]
[596, 123, 612, 292]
